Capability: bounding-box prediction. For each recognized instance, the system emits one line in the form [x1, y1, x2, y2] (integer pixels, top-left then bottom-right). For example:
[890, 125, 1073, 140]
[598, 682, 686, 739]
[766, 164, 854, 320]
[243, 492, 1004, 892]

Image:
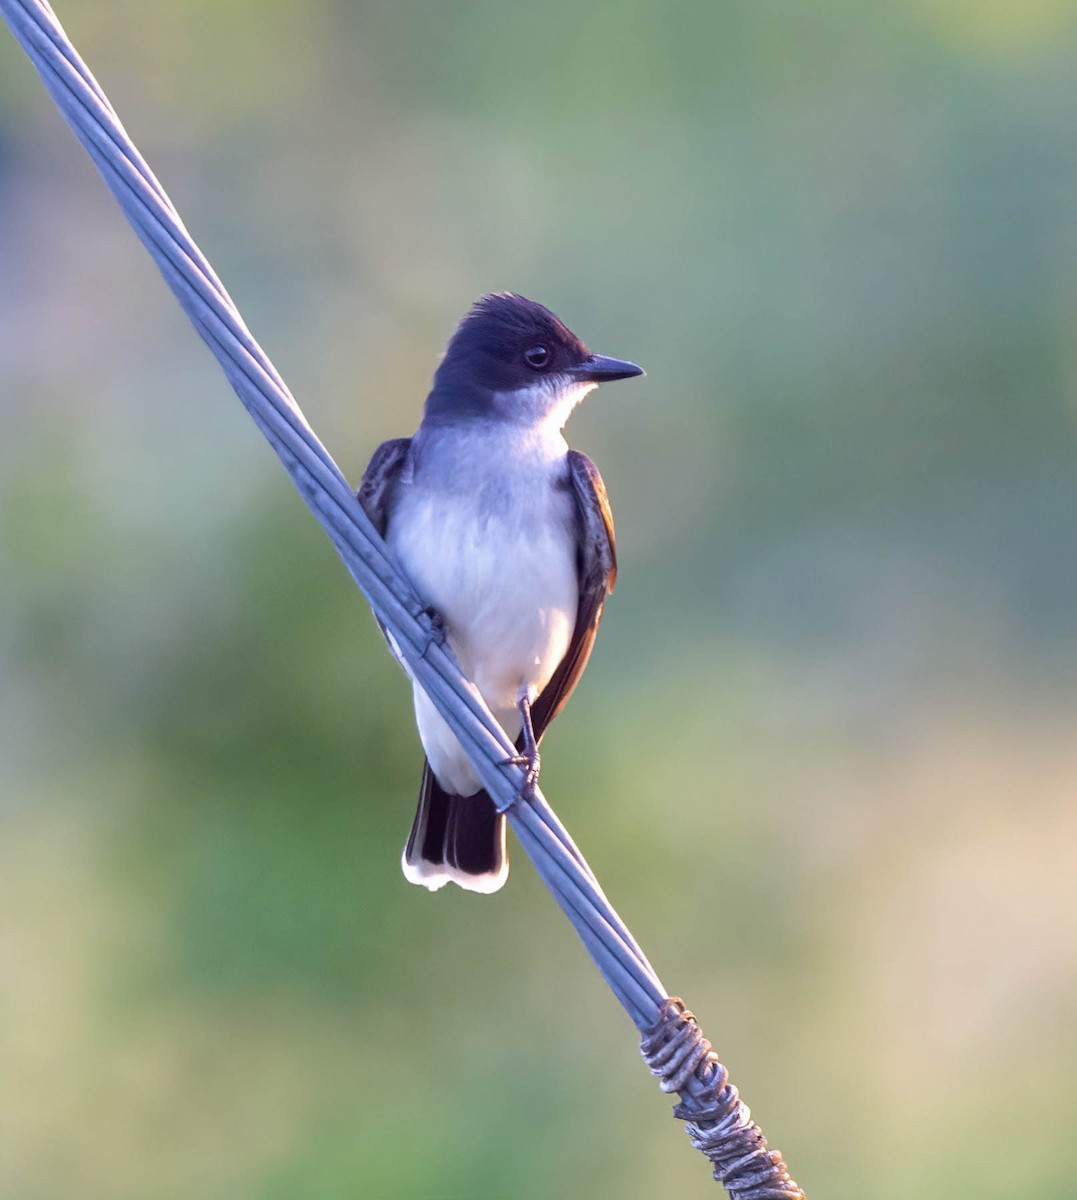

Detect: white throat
[492, 377, 597, 436]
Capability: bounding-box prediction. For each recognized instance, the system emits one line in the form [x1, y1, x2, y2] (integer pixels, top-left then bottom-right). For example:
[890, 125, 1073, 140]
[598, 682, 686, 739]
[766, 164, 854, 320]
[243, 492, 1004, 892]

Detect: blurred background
[2, 2, 1076, 1196]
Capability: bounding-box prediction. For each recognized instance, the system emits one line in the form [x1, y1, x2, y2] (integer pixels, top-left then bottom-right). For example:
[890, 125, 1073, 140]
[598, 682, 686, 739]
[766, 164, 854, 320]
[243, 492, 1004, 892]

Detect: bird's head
[424, 293, 643, 429]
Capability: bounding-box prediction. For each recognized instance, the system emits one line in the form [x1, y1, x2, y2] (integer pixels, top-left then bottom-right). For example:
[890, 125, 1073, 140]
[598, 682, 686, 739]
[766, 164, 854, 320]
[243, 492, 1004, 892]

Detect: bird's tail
[401, 760, 508, 894]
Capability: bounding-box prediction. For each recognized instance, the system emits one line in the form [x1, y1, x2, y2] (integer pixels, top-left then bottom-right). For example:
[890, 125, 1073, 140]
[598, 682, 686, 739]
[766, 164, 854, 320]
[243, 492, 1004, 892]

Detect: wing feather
[530, 450, 616, 740]
[356, 437, 412, 535]
[357, 437, 412, 655]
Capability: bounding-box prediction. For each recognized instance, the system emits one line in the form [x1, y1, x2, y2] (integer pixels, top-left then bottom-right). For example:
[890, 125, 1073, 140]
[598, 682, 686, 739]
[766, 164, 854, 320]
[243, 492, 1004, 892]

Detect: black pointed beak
[569, 353, 645, 383]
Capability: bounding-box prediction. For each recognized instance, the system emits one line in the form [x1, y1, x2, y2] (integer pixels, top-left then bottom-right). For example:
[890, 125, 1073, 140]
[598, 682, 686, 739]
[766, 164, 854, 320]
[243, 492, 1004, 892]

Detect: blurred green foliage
[2, 2, 1076, 1197]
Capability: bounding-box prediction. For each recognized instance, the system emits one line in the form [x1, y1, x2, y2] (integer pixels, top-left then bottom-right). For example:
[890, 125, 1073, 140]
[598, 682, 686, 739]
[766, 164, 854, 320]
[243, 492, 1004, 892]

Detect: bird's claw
[501, 691, 542, 800]
[417, 604, 447, 650]
[499, 749, 541, 800]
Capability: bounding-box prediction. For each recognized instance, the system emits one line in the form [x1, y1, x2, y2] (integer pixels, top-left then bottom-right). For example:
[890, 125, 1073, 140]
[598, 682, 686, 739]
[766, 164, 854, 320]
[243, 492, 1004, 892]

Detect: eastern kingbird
[358, 293, 643, 894]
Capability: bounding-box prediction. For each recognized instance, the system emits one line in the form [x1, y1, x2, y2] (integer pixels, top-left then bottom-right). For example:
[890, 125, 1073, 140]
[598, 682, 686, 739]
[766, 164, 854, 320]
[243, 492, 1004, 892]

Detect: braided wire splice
[2, 0, 809, 1193]
[642, 1000, 806, 1199]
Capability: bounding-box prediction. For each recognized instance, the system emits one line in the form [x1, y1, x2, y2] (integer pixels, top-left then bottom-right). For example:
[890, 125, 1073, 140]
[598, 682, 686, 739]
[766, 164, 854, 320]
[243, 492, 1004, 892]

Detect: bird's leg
[517, 692, 541, 792]
[500, 689, 541, 799]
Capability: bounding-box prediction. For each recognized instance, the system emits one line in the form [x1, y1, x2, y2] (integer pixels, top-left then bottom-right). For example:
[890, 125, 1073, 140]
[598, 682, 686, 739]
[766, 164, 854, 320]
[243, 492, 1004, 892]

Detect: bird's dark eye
[523, 344, 551, 371]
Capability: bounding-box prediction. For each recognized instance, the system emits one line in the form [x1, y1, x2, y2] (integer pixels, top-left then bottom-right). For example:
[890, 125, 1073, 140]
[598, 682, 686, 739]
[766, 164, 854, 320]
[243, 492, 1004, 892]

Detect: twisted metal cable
[1, 2, 806, 1193]
[643, 1000, 805, 1198]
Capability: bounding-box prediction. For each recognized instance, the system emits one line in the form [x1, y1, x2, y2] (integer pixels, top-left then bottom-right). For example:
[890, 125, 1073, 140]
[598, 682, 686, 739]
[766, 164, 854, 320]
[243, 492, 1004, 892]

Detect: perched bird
[358, 293, 643, 893]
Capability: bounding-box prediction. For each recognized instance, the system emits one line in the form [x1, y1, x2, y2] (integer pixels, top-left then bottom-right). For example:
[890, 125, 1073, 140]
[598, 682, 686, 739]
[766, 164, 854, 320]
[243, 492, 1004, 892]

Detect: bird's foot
[416, 604, 447, 651]
[499, 692, 541, 801]
[499, 748, 541, 799]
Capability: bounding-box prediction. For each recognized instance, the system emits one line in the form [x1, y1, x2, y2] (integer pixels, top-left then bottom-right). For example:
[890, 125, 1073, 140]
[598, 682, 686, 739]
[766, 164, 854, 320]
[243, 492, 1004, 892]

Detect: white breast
[385, 423, 578, 795]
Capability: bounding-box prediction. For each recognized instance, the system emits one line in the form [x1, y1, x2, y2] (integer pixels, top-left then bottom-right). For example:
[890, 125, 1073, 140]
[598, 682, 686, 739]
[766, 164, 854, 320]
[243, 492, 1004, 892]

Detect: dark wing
[356, 437, 411, 536]
[357, 437, 412, 650]
[530, 450, 617, 741]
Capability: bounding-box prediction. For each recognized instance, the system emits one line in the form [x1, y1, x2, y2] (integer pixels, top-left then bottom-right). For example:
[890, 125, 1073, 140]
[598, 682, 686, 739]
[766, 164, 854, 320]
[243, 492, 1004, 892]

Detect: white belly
[387, 484, 577, 795]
